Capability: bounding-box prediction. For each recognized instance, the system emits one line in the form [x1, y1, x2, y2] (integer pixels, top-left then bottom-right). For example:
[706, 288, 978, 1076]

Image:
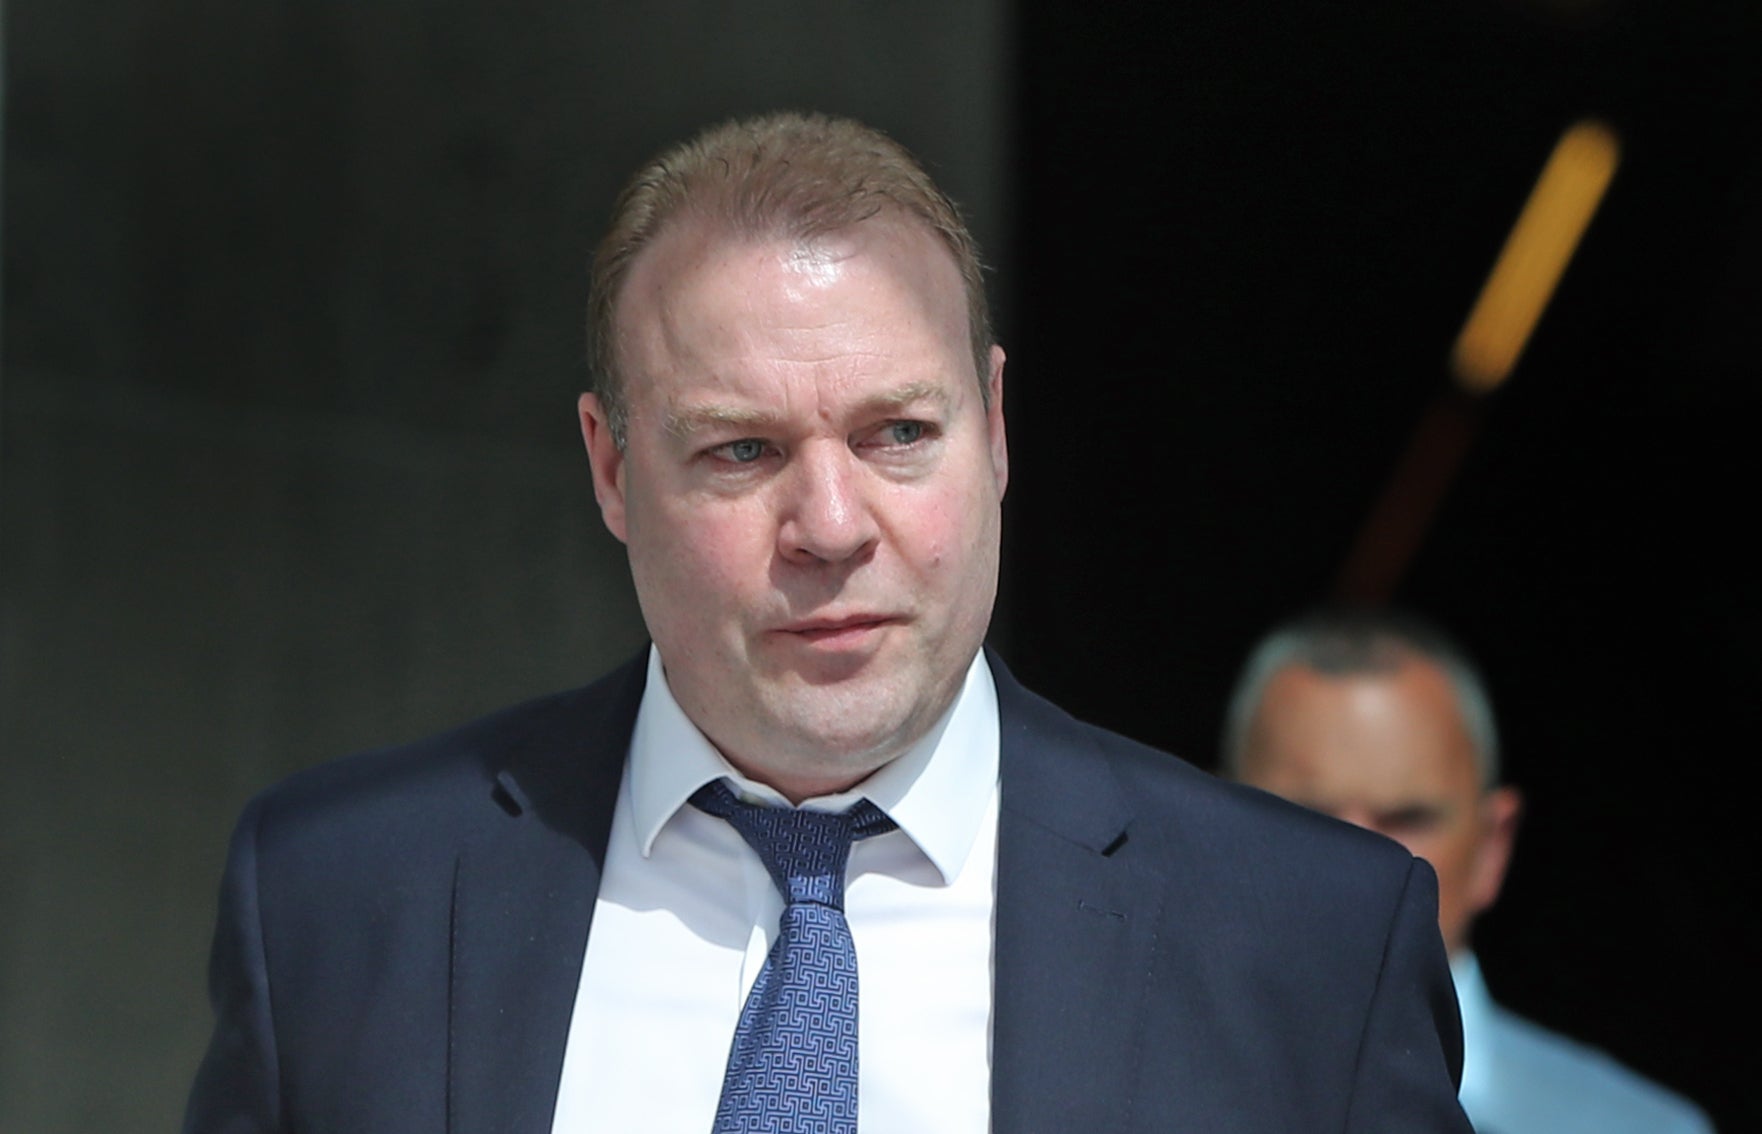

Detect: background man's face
[580, 215, 1008, 800]
[1237, 657, 1517, 954]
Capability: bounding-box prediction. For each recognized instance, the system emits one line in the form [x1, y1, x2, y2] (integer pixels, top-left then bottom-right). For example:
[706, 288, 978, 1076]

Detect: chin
[781, 709, 912, 764]
[765, 685, 925, 766]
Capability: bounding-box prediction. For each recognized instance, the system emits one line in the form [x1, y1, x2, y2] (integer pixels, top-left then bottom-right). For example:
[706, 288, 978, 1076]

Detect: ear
[578, 392, 629, 544]
[985, 344, 1009, 496]
[1469, 785, 1523, 916]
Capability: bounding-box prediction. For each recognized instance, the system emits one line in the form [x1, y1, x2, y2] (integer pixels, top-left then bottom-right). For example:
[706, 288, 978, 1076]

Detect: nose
[777, 443, 879, 565]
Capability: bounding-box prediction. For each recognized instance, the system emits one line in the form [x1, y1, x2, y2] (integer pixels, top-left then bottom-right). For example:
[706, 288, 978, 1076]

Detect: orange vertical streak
[1332, 389, 1484, 604]
[1451, 120, 1621, 393]
[1332, 120, 1621, 602]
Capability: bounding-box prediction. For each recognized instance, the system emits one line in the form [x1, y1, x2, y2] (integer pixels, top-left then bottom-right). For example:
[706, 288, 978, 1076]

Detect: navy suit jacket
[185, 651, 1471, 1132]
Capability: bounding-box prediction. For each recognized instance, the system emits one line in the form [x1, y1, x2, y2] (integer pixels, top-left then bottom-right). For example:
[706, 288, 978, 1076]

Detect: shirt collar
[626, 644, 1000, 884]
[1451, 950, 1495, 1105]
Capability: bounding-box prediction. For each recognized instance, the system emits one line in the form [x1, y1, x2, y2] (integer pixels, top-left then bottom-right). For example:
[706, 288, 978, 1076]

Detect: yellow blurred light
[1450, 119, 1621, 393]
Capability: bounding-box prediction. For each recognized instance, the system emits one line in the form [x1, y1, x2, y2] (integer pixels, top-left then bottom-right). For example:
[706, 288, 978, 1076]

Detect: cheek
[903, 507, 958, 576]
[906, 480, 995, 571]
[909, 493, 1002, 633]
[628, 498, 767, 612]
[922, 525, 950, 570]
[1416, 830, 1481, 889]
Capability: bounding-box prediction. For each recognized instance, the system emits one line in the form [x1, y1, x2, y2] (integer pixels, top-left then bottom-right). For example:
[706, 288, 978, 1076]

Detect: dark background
[1008, 0, 1759, 1128]
[3, 1, 1756, 1130]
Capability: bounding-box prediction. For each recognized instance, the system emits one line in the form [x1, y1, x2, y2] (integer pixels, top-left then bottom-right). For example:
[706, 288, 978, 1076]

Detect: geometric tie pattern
[690, 779, 898, 1134]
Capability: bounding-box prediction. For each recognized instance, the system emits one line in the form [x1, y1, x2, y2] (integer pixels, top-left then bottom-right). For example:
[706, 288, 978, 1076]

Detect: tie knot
[691, 779, 897, 909]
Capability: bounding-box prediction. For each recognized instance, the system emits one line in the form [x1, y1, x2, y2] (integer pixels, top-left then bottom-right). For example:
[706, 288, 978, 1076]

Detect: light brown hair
[588, 110, 993, 447]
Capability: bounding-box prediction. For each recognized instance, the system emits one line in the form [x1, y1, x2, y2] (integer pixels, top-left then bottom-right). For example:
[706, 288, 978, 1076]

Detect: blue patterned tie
[691, 779, 897, 1134]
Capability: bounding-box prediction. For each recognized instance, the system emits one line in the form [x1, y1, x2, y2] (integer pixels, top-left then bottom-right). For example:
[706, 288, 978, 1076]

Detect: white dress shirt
[1453, 952, 1713, 1134]
[550, 647, 999, 1133]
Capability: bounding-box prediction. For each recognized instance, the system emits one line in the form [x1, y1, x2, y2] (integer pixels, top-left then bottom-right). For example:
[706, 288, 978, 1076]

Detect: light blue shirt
[1453, 953, 1714, 1134]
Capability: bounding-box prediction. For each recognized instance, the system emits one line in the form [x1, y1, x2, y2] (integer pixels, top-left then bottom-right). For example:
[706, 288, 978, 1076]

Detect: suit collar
[989, 647, 1135, 852]
[442, 648, 1166, 1132]
[447, 653, 646, 1134]
[989, 651, 1165, 1131]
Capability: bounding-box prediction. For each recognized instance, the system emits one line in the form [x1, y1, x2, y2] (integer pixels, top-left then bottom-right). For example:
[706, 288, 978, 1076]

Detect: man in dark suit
[185, 111, 1473, 1133]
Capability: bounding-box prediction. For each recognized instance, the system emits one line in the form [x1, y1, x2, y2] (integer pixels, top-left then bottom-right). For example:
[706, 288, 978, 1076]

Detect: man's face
[1237, 658, 1519, 954]
[579, 215, 1008, 801]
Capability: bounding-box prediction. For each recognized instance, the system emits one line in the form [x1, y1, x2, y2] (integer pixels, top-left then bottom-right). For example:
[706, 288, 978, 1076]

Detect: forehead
[613, 212, 968, 370]
[1244, 659, 1482, 802]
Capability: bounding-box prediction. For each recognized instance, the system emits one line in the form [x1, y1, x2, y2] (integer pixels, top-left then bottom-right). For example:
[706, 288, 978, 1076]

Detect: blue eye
[725, 439, 766, 463]
[887, 421, 925, 445]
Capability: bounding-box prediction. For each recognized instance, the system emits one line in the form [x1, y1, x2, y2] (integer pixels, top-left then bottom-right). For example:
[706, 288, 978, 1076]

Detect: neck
[720, 754, 880, 806]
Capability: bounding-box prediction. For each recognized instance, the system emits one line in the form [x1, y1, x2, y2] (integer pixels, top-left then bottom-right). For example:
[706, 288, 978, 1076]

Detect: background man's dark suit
[186, 651, 1469, 1133]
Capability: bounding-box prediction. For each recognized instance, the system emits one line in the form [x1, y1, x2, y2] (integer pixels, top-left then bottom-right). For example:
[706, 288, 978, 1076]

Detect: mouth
[774, 614, 900, 646]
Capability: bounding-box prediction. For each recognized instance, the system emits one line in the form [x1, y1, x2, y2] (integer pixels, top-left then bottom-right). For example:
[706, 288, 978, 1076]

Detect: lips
[775, 614, 899, 644]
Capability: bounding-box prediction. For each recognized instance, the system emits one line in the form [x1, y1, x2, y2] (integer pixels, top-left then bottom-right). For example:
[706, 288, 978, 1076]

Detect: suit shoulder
[1014, 677, 1417, 885]
[213, 657, 637, 920]
[241, 649, 644, 858]
[249, 685, 580, 832]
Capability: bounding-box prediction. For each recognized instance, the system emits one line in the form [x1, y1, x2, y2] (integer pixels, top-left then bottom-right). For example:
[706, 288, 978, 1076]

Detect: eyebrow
[662, 402, 774, 439]
[662, 379, 951, 440]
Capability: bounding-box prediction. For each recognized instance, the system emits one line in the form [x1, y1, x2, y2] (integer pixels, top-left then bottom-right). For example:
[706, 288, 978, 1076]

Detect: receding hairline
[1221, 609, 1503, 788]
[610, 194, 978, 369]
[587, 110, 996, 449]
[623, 204, 971, 319]
[615, 214, 979, 442]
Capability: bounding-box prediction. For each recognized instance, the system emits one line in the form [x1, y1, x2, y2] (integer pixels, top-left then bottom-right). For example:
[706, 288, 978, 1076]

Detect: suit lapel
[989, 659, 1166, 1132]
[441, 650, 1163, 1131]
[447, 656, 646, 1134]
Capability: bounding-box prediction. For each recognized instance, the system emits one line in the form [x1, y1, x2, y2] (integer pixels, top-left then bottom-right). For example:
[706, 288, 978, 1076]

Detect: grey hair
[1221, 607, 1502, 787]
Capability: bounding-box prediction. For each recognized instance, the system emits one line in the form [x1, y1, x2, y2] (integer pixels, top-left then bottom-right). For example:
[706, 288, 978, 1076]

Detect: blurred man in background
[1224, 607, 1714, 1134]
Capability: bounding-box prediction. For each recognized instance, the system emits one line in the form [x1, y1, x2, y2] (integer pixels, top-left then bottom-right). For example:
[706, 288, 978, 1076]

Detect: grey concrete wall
[0, 4, 1009, 1130]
